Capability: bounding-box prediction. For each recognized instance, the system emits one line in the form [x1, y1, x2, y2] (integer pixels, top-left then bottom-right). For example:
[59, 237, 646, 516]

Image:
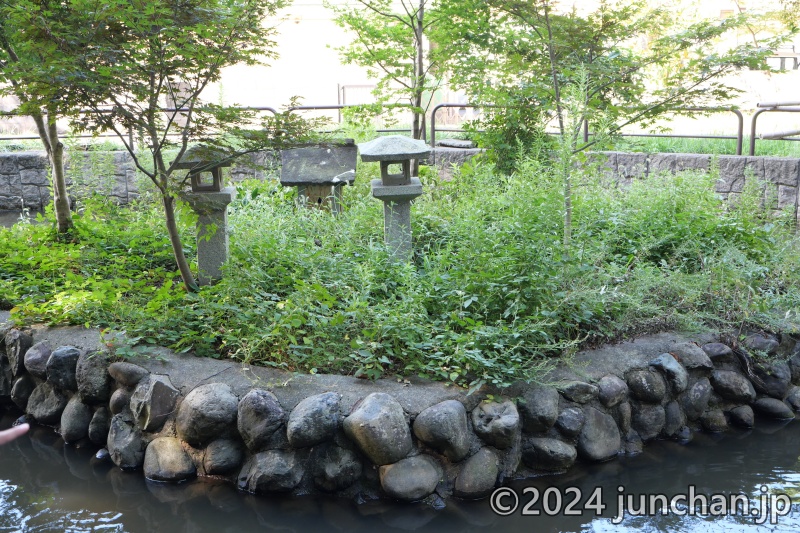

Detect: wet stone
[46, 346, 81, 391]
[454, 448, 499, 499]
[518, 385, 560, 433]
[615, 402, 632, 433]
[702, 343, 733, 360]
[238, 449, 304, 494]
[555, 407, 585, 439]
[710, 370, 756, 404]
[176, 383, 238, 448]
[5, 329, 32, 377]
[27, 382, 69, 425]
[632, 403, 665, 441]
[60, 396, 92, 443]
[626, 368, 667, 403]
[598, 375, 628, 408]
[109, 387, 132, 416]
[522, 437, 577, 471]
[752, 398, 795, 420]
[471, 400, 519, 449]
[76, 351, 112, 404]
[412, 399, 471, 461]
[752, 361, 791, 400]
[89, 407, 111, 446]
[786, 386, 800, 411]
[343, 393, 412, 466]
[682, 378, 713, 420]
[107, 413, 146, 470]
[238, 389, 285, 453]
[728, 405, 755, 428]
[557, 381, 599, 404]
[622, 429, 644, 456]
[577, 407, 620, 462]
[379, 455, 441, 502]
[108, 362, 149, 388]
[649, 353, 688, 393]
[11, 374, 36, 411]
[130, 374, 180, 433]
[701, 409, 728, 432]
[311, 443, 362, 492]
[286, 392, 341, 448]
[144, 437, 196, 482]
[664, 401, 686, 438]
[203, 438, 244, 476]
[23, 340, 51, 379]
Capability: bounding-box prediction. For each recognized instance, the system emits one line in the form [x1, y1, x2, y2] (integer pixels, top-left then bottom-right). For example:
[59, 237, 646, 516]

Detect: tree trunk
[30, 111, 73, 232]
[161, 192, 198, 291]
[411, 0, 425, 177]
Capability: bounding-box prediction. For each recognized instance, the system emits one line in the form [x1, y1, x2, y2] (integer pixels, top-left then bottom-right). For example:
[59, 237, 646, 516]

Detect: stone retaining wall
[1, 319, 799, 505]
[6, 149, 799, 220]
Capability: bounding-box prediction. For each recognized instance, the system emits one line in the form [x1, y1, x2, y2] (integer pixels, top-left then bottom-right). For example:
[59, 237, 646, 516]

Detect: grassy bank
[2, 157, 799, 390]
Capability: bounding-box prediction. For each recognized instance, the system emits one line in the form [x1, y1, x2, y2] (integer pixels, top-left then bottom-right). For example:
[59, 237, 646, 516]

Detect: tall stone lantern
[358, 135, 429, 262]
[174, 146, 235, 286]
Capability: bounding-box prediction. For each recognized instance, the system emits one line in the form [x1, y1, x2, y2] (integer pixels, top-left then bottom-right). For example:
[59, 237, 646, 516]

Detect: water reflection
[1, 412, 800, 532]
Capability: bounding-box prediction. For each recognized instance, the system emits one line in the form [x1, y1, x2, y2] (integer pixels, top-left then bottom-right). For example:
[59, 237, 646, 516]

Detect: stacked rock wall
[1, 323, 799, 505]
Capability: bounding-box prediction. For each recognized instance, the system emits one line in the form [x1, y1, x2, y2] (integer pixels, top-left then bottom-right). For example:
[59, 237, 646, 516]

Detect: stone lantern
[174, 146, 236, 285]
[358, 135, 429, 261]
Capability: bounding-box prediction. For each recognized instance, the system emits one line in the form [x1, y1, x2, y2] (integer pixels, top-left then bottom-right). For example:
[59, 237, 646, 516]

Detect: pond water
[2, 411, 800, 533]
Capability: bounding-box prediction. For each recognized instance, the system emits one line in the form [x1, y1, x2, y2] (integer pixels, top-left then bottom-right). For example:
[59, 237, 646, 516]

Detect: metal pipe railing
[750, 104, 800, 155]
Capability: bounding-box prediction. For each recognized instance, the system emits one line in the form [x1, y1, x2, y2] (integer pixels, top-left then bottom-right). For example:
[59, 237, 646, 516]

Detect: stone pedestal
[371, 178, 423, 261]
[182, 187, 235, 285]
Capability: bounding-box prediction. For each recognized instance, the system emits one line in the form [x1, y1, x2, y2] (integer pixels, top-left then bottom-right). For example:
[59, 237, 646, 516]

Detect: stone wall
[1, 319, 799, 505]
[5, 149, 799, 220]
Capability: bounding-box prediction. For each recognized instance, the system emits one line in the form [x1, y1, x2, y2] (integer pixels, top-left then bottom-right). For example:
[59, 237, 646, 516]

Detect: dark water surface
[2, 412, 800, 533]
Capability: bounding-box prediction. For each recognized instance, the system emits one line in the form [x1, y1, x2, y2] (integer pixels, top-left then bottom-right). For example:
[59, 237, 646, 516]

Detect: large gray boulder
[412, 400, 471, 461]
[557, 381, 599, 403]
[23, 340, 51, 379]
[5, 329, 32, 377]
[144, 437, 196, 482]
[311, 443, 362, 492]
[343, 393, 412, 466]
[471, 400, 519, 449]
[710, 370, 756, 403]
[237, 389, 285, 452]
[663, 401, 686, 438]
[518, 385, 560, 433]
[60, 396, 92, 443]
[379, 455, 441, 502]
[701, 409, 728, 432]
[671, 343, 713, 371]
[752, 398, 795, 420]
[632, 403, 666, 441]
[176, 383, 238, 447]
[107, 413, 146, 470]
[682, 378, 713, 419]
[76, 351, 112, 404]
[129, 374, 180, 433]
[108, 362, 149, 388]
[752, 361, 792, 399]
[626, 368, 667, 403]
[27, 382, 69, 424]
[598, 375, 628, 408]
[728, 405, 755, 428]
[577, 407, 620, 462]
[203, 438, 244, 476]
[454, 448, 499, 499]
[522, 437, 577, 471]
[46, 346, 81, 391]
[237, 450, 304, 493]
[88, 407, 111, 445]
[10, 374, 36, 411]
[109, 387, 132, 416]
[286, 392, 340, 448]
[742, 333, 779, 355]
[650, 353, 688, 393]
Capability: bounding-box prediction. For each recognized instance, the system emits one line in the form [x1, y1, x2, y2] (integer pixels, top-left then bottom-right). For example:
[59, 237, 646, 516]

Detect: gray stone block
[616, 153, 648, 179]
[777, 185, 797, 211]
[648, 153, 676, 175]
[675, 154, 711, 173]
[745, 157, 765, 180]
[19, 169, 48, 186]
[765, 158, 800, 186]
[15, 152, 47, 170]
[0, 156, 17, 174]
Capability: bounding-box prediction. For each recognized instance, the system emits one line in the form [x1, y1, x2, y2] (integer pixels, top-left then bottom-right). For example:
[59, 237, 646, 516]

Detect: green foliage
[4, 158, 800, 390]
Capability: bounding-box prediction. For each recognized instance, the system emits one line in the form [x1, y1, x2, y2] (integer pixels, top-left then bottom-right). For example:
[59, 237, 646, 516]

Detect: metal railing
[750, 102, 800, 156]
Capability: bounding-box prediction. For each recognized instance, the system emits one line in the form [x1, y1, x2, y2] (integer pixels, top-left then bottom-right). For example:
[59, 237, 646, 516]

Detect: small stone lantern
[174, 146, 236, 285]
[358, 135, 429, 261]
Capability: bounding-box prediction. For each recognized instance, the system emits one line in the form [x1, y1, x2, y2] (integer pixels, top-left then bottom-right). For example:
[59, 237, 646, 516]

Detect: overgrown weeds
[2, 156, 799, 391]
